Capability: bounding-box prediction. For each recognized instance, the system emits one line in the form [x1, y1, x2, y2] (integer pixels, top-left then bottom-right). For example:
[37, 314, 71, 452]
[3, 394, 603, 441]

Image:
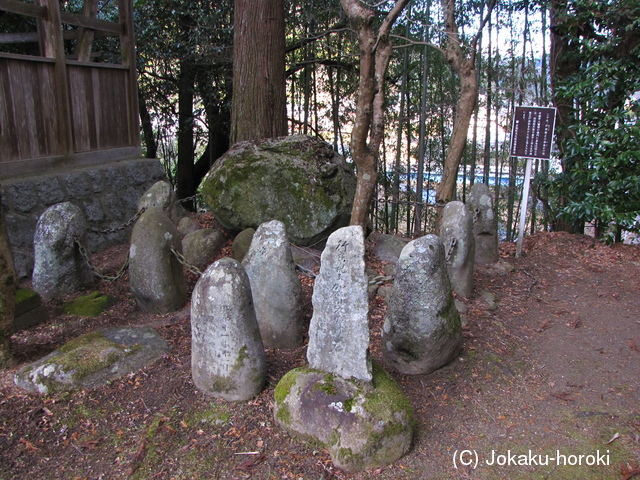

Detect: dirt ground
[1, 230, 639, 480]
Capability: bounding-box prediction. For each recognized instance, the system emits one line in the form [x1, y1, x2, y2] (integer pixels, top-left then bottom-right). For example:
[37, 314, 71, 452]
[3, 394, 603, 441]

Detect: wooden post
[36, 0, 73, 155]
[516, 157, 533, 258]
[75, 0, 99, 62]
[119, 0, 141, 152]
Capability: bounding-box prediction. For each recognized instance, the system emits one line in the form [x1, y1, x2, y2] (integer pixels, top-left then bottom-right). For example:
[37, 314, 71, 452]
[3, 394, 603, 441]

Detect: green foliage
[553, 0, 640, 238]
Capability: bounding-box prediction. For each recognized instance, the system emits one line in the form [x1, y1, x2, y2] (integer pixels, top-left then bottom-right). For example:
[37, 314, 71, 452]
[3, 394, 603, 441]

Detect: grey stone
[191, 257, 266, 401]
[290, 244, 321, 271]
[468, 183, 499, 264]
[242, 220, 303, 349]
[480, 290, 498, 311]
[32, 202, 94, 300]
[87, 169, 105, 194]
[231, 228, 255, 262]
[177, 216, 201, 237]
[5, 213, 36, 249]
[369, 232, 410, 264]
[62, 172, 92, 199]
[7, 182, 38, 213]
[14, 326, 169, 393]
[137, 180, 180, 224]
[382, 235, 463, 375]
[307, 226, 372, 382]
[34, 177, 65, 205]
[440, 201, 475, 298]
[273, 363, 414, 473]
[129, 208, 187, 313]
[83, 196, 105, 223]
[377, 284, 394, 304]
[181, 228, 225, 269]
[200, 135, 356, 247]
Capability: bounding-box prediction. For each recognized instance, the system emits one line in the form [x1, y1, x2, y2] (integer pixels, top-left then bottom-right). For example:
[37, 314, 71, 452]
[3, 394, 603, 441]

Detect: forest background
[3, 0, 639, 242]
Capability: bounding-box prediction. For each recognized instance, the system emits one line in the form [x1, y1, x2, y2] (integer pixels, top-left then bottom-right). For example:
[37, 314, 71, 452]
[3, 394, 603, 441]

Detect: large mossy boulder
[200, 135, 356, 246]
[273, 362, 414, 472]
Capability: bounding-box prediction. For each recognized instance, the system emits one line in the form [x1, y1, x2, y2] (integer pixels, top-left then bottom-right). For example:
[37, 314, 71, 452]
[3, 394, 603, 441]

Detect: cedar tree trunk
[231, 0, 287, 143]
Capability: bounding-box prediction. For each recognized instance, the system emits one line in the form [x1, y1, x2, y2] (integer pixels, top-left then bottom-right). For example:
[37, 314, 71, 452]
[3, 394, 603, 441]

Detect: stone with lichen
[382, 234, 463, 375]
[273, 362, 414, 473]
[242, 220, 303, 349]
[200, 135, 356, 246]
[191, 257, 266, 401]
[32, 202, 94, 301]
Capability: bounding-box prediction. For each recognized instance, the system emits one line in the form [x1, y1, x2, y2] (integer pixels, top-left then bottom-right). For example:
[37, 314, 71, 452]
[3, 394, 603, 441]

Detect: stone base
[273, 362, 414, 473]
[1, 158, 166, 279]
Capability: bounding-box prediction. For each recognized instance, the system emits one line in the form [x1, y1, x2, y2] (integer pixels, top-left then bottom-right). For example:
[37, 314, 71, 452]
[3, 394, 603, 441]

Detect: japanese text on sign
[510, 106, 556, 159]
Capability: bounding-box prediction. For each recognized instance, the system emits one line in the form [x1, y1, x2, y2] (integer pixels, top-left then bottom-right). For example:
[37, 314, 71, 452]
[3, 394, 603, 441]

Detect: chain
[87, 207, 146, 235]
[177, 194, 200, 205]
[74, 237, 130, 282]
[473, 207, 480, 224]
[445, 236, 457, 263]
[169, 246, 203, 276]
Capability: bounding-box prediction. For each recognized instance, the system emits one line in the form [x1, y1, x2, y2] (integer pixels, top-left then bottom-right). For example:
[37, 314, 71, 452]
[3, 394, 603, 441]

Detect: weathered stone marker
[242, 220, 303, 349]
[306, 225, 372, 382]
[191, 257, 266, 401]
[382, 234, 463, 375]
[32, 202, 94, 300]
[137, 180, 181, 224]
[440, 201, 475, 298]
[129, 207, 187, 314]
[468, 183, 499, 264]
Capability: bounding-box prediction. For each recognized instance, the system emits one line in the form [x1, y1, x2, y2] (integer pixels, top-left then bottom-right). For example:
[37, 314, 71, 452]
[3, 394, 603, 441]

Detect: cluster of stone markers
[27, 180, 499, 472]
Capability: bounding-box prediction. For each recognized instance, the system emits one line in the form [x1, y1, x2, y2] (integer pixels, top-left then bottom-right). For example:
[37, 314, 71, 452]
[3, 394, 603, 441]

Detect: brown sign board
[510, 106, 557, 159]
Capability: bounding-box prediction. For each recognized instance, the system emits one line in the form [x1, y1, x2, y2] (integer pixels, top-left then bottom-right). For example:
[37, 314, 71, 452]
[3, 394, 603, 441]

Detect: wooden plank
[74, 0, 98, 62]
[0, 60, 20, 163]
[59, 11, 123, 35]
[0, 52, 55, 62]
[119, 0, 140, 148]
[0, 32, 39, 43]
[0, 0, 47, 19]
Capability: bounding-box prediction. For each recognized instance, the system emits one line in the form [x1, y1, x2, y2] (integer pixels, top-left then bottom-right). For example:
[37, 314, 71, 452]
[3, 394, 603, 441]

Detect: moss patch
[61, 291, 117, 317]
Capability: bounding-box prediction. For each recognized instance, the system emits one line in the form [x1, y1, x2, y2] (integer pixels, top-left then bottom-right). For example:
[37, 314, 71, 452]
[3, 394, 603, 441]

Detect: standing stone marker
[242, 220, 303, 349]
[191, 258, 266, 401]
[129, 208, 187, 313]
[468, 183, 499, 264]
[306, 226, 371, 382]
[137, 180, 181, 224]
[382, 234, 462, 375]
[32, 202, 94, 300]
[440, 201, 475, 298]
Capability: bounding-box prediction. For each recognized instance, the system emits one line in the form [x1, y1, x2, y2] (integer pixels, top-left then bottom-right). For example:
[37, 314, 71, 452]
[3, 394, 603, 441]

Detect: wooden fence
[0, 0, 140, 179]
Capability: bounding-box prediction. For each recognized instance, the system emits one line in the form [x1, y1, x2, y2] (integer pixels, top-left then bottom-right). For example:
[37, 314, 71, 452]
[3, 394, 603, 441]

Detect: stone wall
[0, 158, 166, 279]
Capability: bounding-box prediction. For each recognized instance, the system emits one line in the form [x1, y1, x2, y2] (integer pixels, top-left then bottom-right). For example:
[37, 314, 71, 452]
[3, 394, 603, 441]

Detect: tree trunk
[231, 0, 287, 144]
[0, 191, 15, 368]
[550, 0, 583, 233]
[176, 61, 196, 210]
[340, 0, 411, 228]
[435, 0, 495, 229]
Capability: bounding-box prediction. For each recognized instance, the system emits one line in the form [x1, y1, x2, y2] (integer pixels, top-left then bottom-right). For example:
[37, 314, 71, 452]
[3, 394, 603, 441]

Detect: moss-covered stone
[273, 362, 414, 473]
[14, 327, 169, 394]
[200, 135, 356, 246]
[61, 291, 117, 317]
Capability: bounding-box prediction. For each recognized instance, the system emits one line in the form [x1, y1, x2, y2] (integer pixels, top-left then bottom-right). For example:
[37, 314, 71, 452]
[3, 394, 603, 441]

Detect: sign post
[510, 106, 556, 257]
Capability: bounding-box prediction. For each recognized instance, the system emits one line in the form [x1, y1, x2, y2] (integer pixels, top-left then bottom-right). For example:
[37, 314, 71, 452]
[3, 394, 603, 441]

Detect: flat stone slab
[14, 327, 169, 394]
